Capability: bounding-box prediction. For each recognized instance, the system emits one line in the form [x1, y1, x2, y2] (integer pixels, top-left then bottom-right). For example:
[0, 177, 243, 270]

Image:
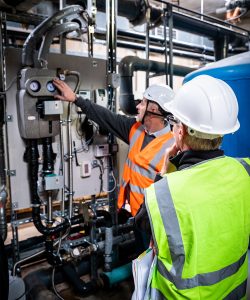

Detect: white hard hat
[164, 75, 240, 137]
[143, 84, 175, 112]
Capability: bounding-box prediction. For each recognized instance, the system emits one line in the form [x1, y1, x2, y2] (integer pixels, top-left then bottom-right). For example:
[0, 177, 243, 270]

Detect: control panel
[17, 68, 62, 139]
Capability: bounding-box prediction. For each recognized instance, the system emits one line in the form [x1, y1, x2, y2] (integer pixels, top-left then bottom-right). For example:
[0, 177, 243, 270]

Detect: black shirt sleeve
[75, 97, 136, 144]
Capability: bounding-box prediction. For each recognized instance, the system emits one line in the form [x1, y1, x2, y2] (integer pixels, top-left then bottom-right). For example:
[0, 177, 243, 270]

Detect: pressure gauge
[29, 80, 41, 92]
[46, 81, 56, 93]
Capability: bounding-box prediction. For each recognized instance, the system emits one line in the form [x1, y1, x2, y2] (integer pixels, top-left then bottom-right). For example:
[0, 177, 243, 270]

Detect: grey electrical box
[44, 175, 64, 190]
[44, 100, 63, 115]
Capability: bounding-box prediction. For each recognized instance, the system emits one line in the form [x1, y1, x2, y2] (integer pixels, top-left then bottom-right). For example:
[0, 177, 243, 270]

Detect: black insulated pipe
[118, 55, 195, 115]
[214, 36, 229, 61]
[96, 210, 112, 228]
[42, 137, 55, 175]
[25, 139, 84, 236]
[25, 139, 40, 205]
[62, 262, 96, 295]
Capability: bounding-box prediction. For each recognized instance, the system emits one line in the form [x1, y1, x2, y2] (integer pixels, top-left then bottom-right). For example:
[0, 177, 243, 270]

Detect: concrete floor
[57, 279, 134, 300]
[21, 260, 134, 300]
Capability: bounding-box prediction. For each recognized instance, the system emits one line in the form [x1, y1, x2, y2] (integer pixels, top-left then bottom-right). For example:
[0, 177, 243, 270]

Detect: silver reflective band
[150, 287, 166, 300]
[157, 252, 247, 289]
[129, 125, 144, 148]
[223, 279, 247, 300]
[154, 178, 247, 289]
[235, 158, 250, 176]
[126, 137, 174, 181]
[130, 183, 143, 195]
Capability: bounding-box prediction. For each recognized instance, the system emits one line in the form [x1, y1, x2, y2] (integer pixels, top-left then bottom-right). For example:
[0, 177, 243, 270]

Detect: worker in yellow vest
[144, 75, 250, 299]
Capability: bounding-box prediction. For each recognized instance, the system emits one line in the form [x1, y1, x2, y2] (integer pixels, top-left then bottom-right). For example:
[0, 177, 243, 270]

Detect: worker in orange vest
[54, 79, 174, 214]
[53, 79, 174, 251]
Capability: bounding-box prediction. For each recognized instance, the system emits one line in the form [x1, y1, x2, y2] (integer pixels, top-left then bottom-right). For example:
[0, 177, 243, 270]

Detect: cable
[52, 267, 64, 300]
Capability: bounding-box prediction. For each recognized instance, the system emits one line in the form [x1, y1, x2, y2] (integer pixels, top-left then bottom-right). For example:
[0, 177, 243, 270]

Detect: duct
[22, 5, 84, 67]
[38, 22, 81, 68]
[1, 0, 248, 49]
[118, 56, 195, 115]
[81, 0, 248, 47]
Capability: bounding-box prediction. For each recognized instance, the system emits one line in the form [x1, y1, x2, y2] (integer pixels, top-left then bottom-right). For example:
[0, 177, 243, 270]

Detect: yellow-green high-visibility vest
[145, 156, 250, 300]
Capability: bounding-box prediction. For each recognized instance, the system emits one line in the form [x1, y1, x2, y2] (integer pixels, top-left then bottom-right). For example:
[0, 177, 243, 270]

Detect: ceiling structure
[168, 0, 250, 31]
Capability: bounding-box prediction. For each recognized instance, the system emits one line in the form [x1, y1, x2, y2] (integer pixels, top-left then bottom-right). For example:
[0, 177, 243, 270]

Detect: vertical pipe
[59, 0, 66, 54]
[67, 103, 73, 218]
[163, 8, 168, 85]
[87, 0, 95, 57]
[90, 195, 98, 280]
[47, 192, 53, 224]
[168, 4, 174, 88]
[145, 21, 150, 87]
[214, 36, 229, 60]
[106, 0, 118, 225]
[0, 12, 8, 242]
[59, 121, 66, 217]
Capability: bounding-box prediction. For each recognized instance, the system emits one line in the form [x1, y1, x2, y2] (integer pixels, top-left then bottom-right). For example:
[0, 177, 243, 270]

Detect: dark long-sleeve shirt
[75, 97, 168, 149]
[75, 97, 136, 144]
[135, 149, 225, 236]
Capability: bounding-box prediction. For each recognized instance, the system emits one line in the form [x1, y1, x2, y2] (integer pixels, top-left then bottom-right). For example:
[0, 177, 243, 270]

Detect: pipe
[214, 35, 229, 61]
[25, 139, 84, 236]
[104, 227, 113, 272]
[22, 5, 84, 66]
[38, 22, 80, 68]
[24, 259, 91, 298]
[118, 55, 195, 115]
[0, 185, 7, 241]
[62, 262, 95, 294]
[42, 137, 54, 175]
[101, 262, 132, 288]
[81, 0, 248, 45]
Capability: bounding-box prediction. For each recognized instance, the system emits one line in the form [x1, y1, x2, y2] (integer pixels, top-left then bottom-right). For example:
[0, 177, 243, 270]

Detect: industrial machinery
[0, 0, 248, 299]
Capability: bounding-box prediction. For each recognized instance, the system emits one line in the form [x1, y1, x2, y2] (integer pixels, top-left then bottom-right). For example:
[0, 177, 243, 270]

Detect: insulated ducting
[38, 22, 81, 67]
[22, 5, 84, 67]
[118, 56, 195, 115]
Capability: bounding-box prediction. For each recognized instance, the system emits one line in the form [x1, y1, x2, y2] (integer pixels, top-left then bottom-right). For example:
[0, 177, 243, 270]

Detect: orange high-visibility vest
[117, 122, 173, 216]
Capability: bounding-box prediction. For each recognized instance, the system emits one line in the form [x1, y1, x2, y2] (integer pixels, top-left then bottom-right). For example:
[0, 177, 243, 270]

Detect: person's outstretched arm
[53, 78, 136, 144]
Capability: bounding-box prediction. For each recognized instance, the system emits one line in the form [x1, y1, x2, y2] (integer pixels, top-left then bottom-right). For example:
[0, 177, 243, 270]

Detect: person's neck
[144, 121, 165, 134]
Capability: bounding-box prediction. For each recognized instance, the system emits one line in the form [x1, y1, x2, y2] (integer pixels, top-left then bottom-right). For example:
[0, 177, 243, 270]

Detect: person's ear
[178, 124, 185, 140]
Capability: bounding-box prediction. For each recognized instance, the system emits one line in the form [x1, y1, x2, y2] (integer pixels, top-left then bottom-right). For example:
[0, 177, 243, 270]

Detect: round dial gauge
[46, 81, 56, 93]
[29, 80, 41, 92]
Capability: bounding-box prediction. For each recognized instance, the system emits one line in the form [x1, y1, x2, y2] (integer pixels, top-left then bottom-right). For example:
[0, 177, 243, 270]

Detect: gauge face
[46, 81, 56, 93]
[29, 80, 41, 92]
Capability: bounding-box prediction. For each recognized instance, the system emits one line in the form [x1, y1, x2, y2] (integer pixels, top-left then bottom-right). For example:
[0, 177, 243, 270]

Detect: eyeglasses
[167, 114, 181, 126]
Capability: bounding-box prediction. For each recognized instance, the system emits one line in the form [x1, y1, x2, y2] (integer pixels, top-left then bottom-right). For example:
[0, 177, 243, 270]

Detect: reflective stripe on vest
[118, 122, 173, 215]
[236, 158, 250, 175]
[145, 156, 250, 298]
[223, 279, 247, 300]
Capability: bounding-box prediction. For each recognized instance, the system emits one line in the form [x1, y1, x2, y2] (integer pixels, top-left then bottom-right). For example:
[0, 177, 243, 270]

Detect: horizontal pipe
[118, 56, 195, 115]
